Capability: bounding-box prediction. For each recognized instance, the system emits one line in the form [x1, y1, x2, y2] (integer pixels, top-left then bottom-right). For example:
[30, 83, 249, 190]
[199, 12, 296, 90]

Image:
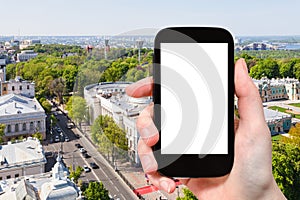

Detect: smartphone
[152, 27, 234, 177]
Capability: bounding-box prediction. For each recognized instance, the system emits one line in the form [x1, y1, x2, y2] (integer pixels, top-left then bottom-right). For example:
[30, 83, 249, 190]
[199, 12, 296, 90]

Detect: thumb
[235, 59, 265, 126]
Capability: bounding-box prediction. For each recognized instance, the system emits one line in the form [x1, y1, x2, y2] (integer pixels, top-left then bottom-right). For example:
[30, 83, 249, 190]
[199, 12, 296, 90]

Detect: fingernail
[160, 181, 170, 193]
[140, 155, 155, 172]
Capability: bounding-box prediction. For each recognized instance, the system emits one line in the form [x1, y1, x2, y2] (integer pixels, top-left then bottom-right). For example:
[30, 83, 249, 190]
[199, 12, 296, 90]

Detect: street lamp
[136, 40, 144, 64]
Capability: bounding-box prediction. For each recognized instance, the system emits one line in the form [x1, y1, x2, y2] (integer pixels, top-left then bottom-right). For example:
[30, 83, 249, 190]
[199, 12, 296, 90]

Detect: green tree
[32, 132, 43, 141]
[0, 124, 6, 144]
[293, 63, 300, 80]
[249, 59, 280, 79]
[69, 166, 83, 183]
[66, 96, 87, 128]
[50, 77, 65, 104]
[91, 115, 128, 161]
[41, 100, 52, 114]
[272, 142, 300, 200]
[176, 188, 198, 200]
[84, 181, 109, 200]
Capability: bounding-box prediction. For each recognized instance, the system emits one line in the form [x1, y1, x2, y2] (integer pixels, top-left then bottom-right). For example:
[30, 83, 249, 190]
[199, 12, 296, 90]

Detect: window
[22, 123, 26, 131]
[0, 177, 2, 181]
[7, 125, 11, 133]
[15, 174, 19, 178]
[19, 86, 22, 90]
[27, 85, 29, 89]
[37, 121, 41, 129]
[12, 86, 15, 91]
[15, 124, 19, 132]
[6, 175, 11, 179]
[3, 87, 6, 91]
[30, 122, 34, 131]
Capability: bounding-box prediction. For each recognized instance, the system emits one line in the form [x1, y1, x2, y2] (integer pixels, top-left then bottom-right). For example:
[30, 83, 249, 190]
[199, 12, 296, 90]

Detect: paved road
[43, 109, 138, 200]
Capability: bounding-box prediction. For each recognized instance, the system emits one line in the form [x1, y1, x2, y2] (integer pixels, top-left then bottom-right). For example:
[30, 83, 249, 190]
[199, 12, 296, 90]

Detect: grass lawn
[288, 103, 300, 108]
[268, 106, 300, 119]
[272, 134, 282, 141]
[268, 106, 288, 113]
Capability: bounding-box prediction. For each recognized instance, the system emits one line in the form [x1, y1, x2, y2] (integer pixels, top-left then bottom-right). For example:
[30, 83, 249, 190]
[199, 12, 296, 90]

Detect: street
[43, 107, 138, 200]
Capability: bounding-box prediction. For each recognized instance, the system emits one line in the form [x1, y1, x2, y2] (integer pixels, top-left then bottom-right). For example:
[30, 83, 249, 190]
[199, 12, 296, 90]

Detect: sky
[1, 0, 300, 36]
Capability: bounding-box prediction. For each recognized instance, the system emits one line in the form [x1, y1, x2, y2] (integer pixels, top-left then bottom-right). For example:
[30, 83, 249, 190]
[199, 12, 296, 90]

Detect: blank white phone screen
[160, 43, 228, 154]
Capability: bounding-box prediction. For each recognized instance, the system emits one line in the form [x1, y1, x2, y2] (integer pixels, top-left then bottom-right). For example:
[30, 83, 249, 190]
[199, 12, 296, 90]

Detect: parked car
[54, 135, 60, 142]
[83, 165, 91, 172]
[79, 148, 86, 153]
[82, 153, 90, 158]
[75, 143, 82, 148]
[57, 128, 62, 133]
[65, 136, 69, 142]
[89, 162, 99, 169]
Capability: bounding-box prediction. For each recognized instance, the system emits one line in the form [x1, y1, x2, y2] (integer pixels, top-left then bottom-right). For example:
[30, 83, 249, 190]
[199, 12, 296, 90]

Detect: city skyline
[1, 0, 300, 36]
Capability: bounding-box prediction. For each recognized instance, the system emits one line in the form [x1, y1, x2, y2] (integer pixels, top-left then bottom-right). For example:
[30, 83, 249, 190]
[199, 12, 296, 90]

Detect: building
[264, 108, 292, 135]
[1, 76, 35, 98]
[0, 94, 46, 140]
[0, 58, 6, 82]
[253, 77, 300, 102]
[84, 82, 151, 165]
[19, 39, 41, 50]
[0, 154, 82, 200]
[0, 137, 46, 181]
[16, 50, 38, 62]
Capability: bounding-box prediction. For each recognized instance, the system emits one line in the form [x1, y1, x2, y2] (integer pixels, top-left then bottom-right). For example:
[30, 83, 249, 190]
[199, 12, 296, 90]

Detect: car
[83, 165, 91, 172]
[45, 152, 52, 157]
[65, 136, 69, 142]
[89, 162, 99, 169]
[75, 134, 81, 139]
[75, 143, 82, 148]
[54, 135, 60, 142]
[79, 148, 86, 153]
[82, 153, 90, 158]
[57, 128, 62, 133]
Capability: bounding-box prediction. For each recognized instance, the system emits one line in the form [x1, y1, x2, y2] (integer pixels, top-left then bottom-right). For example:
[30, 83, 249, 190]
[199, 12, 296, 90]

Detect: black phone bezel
[152, 27, 234, 177]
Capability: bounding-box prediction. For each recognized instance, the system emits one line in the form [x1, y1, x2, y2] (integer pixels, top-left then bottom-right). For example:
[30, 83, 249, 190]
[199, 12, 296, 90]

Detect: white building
[253, 77, 300, 102]
[1, 76, 35, 98]
[17, 50, 38, 62]
[0, 94, 46, 140]
[264, 108, 292, 135]
[84, 82, 151, 165]
[0, 137, 46, 181]
[0, 154, 82, 200]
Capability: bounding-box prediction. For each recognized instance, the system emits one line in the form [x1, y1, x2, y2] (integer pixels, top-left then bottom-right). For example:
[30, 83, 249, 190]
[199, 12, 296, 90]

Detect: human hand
[126, 59, 286, 200]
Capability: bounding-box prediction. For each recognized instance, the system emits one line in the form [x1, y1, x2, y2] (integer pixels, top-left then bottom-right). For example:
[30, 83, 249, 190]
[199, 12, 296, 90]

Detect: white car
[65, 137, 69, 142]
[54, 135, 60, 142]
[79, 148, 86, 153]
[83, 165, 91, 172]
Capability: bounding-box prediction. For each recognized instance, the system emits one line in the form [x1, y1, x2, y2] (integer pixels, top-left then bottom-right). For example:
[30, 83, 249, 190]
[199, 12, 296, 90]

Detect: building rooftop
[0, 137, 46, 170]
[85, 82, 151, 117]
[0, 94, 44, 116]
[264, 108, 291, 122]
[0, 154, 81, 200]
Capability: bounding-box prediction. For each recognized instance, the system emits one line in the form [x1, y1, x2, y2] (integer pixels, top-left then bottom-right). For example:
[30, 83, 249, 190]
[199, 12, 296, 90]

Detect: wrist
[256, 179, 286, 200]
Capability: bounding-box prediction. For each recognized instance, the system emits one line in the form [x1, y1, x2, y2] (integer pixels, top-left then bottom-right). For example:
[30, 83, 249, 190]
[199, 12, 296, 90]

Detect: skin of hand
[126, 58, 286, 200]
